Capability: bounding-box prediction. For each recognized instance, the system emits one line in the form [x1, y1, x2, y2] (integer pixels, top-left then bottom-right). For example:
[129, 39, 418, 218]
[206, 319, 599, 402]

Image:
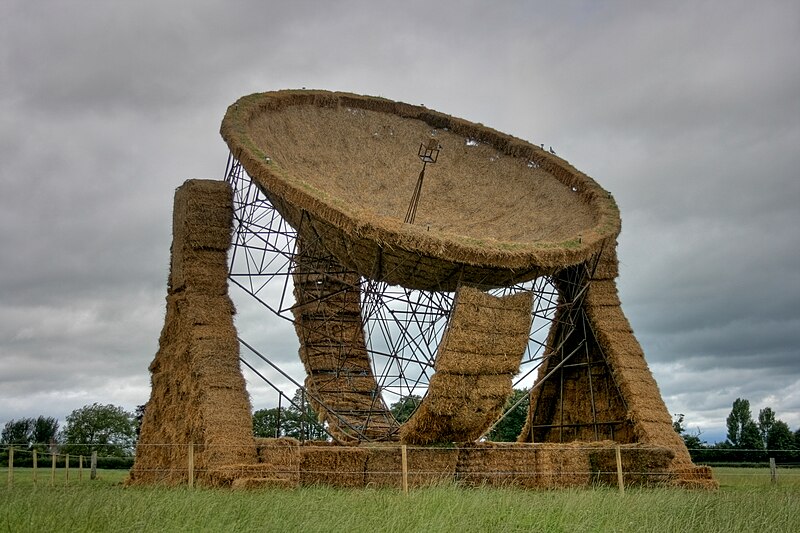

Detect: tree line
[1, 403, 137, 468]
[675, 397, 800, 464]
[252, 388, 530, 442]
[5, 394, 796, 468]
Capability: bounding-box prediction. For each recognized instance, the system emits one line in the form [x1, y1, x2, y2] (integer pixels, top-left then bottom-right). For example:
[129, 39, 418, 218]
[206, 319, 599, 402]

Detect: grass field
[1, 467, 798, 532]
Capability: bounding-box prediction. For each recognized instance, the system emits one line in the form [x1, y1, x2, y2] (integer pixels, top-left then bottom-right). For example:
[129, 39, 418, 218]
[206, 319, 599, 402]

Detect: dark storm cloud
[1, 1, 798, 438]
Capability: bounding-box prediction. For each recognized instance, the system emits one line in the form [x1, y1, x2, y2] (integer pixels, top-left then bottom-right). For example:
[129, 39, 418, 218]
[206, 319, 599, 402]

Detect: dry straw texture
[401, 287, 533, 444]
[220, 90, 621, 291]
[291, 232, 397, 442]
[221, 440, 679, 489]
[519, 247, 716, 487]
[129, 180, 257, 487]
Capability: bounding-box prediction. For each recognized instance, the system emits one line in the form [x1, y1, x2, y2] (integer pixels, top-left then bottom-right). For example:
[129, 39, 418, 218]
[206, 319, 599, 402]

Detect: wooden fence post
[90, 451, 97, 480]
[65, 453, 70, 485]
[50, 452, 56, 486]
[769, 457, 777, 484]
[33, 449, 38, 486]
[615, 445, 625, 495]
[7, 446, 12, 488]
[188, 443, 195, 488]
[79, 455, 83, 481]
[401, 444, 409, 495]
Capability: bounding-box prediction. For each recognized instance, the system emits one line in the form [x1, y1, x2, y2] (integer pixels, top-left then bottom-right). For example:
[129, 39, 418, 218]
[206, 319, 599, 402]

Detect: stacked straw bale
[292, 231, 397, 442]
[520, 247, 716, 488]
[299, 442, 370, 487]
[239, 441, 674, 489]
[584, 246, 712, 487]
[454, 442, 674, 489]
[363, 444, 459, 488]
[129, 180, 257, 487]
[400, 286, 533, 444]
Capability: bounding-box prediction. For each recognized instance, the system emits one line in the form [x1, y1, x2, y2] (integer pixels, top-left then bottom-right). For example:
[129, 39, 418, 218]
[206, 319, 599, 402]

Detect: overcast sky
[2, 1, 798, 444]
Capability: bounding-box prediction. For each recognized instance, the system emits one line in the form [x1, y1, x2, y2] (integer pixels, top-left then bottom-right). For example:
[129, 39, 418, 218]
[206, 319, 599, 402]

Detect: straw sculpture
[129, 180, 257, 486]
[131, 90, 715, 489]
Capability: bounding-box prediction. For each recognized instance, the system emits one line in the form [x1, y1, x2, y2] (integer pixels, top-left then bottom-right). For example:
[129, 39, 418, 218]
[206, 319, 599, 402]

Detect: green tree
[0, 416, 58, 451]
[252, 389, 326, 441]
[30, 416, 59, 451]
[672, 413, 686, 435]
[726, 398, 755, 447]
[253, 408, 281, 438]
[672, 413, 706, 451]
[766, 420, 795, 462]
[390, 395, 422, 424]
[61, 403, 136, 457]
[1, 418, 33, 446]
[757, 407, 776, 447]
[488, 388, 529, 442]
[740, 420, 763, 451]
[134, 404, 146, 439]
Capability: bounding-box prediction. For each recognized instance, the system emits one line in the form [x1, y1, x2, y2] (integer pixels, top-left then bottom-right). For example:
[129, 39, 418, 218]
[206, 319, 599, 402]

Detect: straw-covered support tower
[131, 90, 715, 489]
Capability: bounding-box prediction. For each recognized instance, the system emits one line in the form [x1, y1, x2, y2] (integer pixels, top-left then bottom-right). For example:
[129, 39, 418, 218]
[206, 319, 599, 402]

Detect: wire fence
[3, 443, 800, 492]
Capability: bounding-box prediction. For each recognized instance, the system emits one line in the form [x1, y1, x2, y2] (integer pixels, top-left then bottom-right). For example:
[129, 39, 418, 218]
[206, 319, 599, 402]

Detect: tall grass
[1, 468, 798, 532]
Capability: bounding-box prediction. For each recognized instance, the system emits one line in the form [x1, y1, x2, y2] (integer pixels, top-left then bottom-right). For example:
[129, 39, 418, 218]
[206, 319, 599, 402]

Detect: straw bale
[300, 346, 372, 373]
[292, 295, 362, 318]
[589, 245, 620, 281]
[363, 445, 458, 488]
[584, 280, 621, 308]
[534, 443, 593, 488]
[588, 444, 674, 487]
[299, 445, 369, 487]
[306, 373, 380, 395]
[671, 466, 718, 489]
[304, 378, 396, 442]
[175, 296, 236, 325]
[443, 332, 532, 359]
[171, 181, 233, 252]
[445, 314, 531, 337]
[171, 249, 231, 295]
[452, 442, 654, 489]
[431, 373, 513, 398]
[455, 286, 535, 312]
[400, 287, 530, 443]
[308, 389, 386, 412]
[592, 329, 647, 365]
[434, 349, 524, 375]
[251, 438, 301, 483]
[209, 462, 295, 486]
[402, 378, 511, 444]
[613, 367, 662, 396]
[587, 306, 633, 332]
[398, 404, 454, 445]
[455, 442, 540, 488]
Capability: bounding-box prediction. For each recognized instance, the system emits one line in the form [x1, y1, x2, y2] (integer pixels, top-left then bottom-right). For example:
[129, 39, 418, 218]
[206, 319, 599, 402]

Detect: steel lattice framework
[223, 154, 621, 442]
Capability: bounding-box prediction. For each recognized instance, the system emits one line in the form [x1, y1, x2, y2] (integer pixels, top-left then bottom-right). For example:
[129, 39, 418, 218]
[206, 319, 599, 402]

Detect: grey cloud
[2, 1, 798, 439]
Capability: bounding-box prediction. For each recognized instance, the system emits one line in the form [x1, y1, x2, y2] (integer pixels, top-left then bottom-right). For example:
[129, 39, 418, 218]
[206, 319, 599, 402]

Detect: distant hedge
[0, 450, 134, 470]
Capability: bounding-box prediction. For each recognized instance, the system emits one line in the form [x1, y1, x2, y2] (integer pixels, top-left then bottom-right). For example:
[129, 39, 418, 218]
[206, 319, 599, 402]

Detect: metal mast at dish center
[223, 154, 614, 443]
